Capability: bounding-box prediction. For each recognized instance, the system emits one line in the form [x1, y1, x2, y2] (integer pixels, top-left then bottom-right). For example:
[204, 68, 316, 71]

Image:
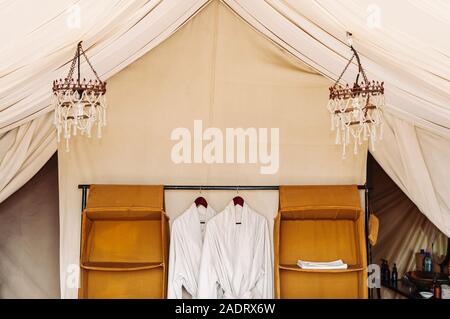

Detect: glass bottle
[391, 263, 398, 287]
[423, 253, 432, 272]
[433, 278, 441, 299]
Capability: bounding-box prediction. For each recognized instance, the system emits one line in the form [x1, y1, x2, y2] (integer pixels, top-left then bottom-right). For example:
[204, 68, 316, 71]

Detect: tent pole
[440, 237, 450, 273]
[364, 184, 373, 299]
[78, 184, 89, 211]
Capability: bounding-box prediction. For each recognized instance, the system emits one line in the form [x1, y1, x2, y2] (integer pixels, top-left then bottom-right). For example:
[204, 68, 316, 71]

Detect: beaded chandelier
[327, 33, 384, 158]
[53, 41, 107, 151]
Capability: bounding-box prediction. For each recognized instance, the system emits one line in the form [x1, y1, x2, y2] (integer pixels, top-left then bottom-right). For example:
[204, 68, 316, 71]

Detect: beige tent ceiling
[0, 1, 449, 235]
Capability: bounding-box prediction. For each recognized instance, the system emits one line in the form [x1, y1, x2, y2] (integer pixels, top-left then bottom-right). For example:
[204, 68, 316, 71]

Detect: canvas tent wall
[0, 154, 60, 298]
[0, 0, 448, 298]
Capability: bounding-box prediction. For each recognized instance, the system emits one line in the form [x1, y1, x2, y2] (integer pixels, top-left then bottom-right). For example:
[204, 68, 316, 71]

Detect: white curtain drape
[0, 114, 55, 203]
[0, 0, 213, 132]
[222, 0, 450, 237]
[0, 0, 210, 203]
[372, 114, 450, 237]
[223, 0, 450, 136]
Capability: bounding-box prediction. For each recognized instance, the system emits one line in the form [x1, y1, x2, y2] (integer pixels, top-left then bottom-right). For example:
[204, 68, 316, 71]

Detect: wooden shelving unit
[274, 185, 368, 299]
[278, 264, 364, 273]
[78, 185, 169, 299]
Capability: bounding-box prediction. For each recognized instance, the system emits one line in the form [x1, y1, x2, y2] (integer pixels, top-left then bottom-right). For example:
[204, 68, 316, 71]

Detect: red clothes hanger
[233, 196, 244, 207]
[195, 187, 208, 224]
[194, 196, 208, 208]
[233, 186, 244, 207]
[233, 187, 244, 224]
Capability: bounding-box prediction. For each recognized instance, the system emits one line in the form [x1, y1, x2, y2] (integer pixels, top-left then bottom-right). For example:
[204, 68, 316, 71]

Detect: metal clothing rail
[164, 185, 280, 190]
[77, 184, 367, 210]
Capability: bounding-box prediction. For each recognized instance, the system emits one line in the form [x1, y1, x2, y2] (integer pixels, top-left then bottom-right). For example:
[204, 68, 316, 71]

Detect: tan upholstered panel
[279, 185, 361, 211]
[86, 185, 164, 209]
[279, 220, 359, 265]
[79, 185, 168, 299]
[274, 185, 367, 299]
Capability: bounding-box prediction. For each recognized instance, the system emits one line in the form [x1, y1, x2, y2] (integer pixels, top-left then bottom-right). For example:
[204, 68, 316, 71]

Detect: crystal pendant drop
[327, 33, 384, 158]
[52, 41, 107, 151]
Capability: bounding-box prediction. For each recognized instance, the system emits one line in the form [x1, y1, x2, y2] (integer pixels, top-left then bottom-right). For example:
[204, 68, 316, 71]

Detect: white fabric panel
[223, 0, 450, 236]
[417, 129, 450, 217]
[0, 114, 56, 204]
[0, 0, 209, 204]
[2, 1, 448, 132]
[371, 114, 450, 236]
[223, 0, 450, 137]
[0, 0, 210, 132]
[286, 0, 450, 104]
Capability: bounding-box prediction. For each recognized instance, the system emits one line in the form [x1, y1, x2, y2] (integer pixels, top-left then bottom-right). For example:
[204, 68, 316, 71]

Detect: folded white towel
[297, 259, 348, 270]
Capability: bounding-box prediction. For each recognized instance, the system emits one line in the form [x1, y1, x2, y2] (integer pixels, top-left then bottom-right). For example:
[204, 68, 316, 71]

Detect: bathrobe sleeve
[255, 218, 274, 298]
[262, 219, 274, 298]
[167, 221, 185, 299]
[197, 223, 219, 299]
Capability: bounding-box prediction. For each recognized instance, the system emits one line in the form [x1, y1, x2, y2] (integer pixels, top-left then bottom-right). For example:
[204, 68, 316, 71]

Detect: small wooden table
[381, 280, 427, 299]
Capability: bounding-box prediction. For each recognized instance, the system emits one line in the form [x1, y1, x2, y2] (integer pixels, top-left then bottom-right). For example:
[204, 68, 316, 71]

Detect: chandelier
[53, 41, 107, 151]
[327, 33, 384, 158]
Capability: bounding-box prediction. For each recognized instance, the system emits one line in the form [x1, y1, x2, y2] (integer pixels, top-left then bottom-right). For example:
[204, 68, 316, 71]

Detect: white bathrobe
[168, 203, 217, 299]
[197, 201, 273, 299]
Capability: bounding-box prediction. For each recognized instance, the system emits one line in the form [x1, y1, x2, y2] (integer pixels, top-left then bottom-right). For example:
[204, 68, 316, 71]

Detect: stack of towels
[297, 259, 348, 270]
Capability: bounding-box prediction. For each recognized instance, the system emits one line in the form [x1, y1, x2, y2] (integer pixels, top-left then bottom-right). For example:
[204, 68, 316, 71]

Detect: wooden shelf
[275, 185, 368, 299]
[81, 262, 164, 272]
[79, 185, 169, 299]
[279, 264, 364, 273]
[279, 207, 360, 220]
[84, 207, 164, 221]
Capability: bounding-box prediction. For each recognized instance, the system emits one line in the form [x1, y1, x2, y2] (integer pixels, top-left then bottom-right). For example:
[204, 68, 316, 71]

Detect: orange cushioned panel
[86, 184, 164, 209]
[275, 185, 368, 299]
[279, 185, 361, 211]
[79, 185, 168, 299]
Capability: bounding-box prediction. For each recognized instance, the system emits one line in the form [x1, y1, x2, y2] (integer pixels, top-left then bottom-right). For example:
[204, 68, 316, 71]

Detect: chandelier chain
[66, 43, 80, 82]
[80, 45, 103, 83]
[333, 47, 369, 88]
[65, 41, 102, 83]
[350, 46, 369, 84]
[334, 54, 355, 87]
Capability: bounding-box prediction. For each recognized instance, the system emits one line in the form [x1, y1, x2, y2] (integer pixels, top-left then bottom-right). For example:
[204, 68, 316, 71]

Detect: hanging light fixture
[53, 41, 107, 151]
[327, 33, 384, 158]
